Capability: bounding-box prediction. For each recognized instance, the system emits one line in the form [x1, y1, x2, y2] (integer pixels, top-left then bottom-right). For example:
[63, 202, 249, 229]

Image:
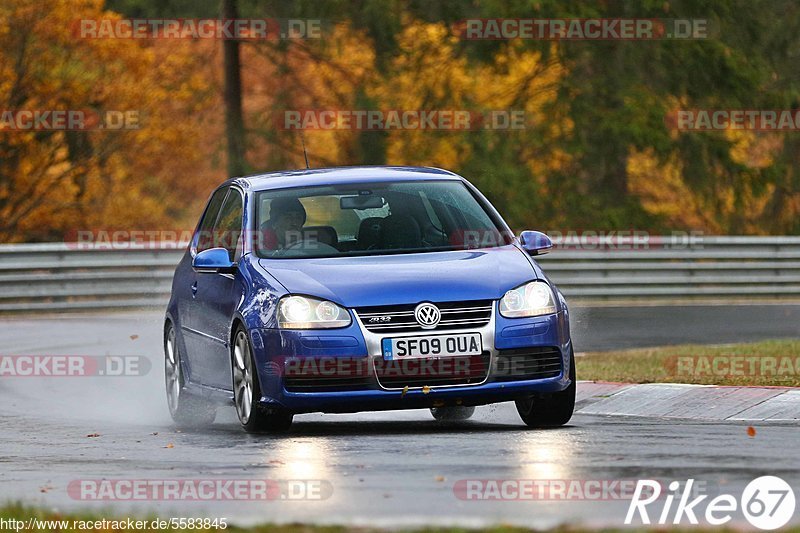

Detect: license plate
[381, 333, 482, 360]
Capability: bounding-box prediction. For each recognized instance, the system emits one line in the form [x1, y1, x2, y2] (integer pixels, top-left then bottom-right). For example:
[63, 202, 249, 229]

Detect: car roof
[225, 165, 463, 192]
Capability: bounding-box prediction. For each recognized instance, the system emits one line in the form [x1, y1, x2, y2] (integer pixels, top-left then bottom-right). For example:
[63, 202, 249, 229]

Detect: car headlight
[277, 295, 351, 329]
[499, 281, 557, 318]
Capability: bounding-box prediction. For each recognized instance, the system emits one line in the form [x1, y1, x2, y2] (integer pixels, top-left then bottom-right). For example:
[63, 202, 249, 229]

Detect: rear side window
[195, 187, 228, 253]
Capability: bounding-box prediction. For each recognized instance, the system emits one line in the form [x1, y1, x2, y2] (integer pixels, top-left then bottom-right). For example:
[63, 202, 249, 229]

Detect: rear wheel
[164, 323, 216, 427]
[430, 406, 476, 421]
[232, 327, 293, 433]
[515, 347, 576, 428]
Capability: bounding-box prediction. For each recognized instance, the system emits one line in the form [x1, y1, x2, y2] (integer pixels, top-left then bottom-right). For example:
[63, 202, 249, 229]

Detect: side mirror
[519, 231, 553, 256]
[192, 247, 237, 274]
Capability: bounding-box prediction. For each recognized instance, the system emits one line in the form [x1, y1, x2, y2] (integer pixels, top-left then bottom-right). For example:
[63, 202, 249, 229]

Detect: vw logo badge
[414, 302, 441, 329]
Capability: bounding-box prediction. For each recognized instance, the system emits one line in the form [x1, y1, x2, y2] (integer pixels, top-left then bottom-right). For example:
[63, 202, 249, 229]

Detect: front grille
[284, 373, 373, 392]
[283, 357, 374, 392]
[493, 347, 562, 381]
[374, 352, 491, 389]
[356, 300, 493, 333]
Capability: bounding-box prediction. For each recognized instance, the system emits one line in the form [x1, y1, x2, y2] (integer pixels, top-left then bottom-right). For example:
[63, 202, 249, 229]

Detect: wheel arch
[230, 315, 248, 349]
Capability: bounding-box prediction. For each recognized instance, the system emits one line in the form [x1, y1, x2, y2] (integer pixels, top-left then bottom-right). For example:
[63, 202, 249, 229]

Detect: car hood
[258, 245, 539, 308]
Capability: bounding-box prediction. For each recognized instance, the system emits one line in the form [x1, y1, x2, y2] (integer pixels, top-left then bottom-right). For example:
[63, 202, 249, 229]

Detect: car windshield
[254, 180, 511, 259]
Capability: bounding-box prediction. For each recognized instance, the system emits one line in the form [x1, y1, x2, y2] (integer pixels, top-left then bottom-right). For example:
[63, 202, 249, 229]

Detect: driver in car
[260, 197, 306, 251]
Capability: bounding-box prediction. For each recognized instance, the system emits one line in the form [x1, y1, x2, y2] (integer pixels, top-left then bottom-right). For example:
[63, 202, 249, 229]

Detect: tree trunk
[222, 0, 246, 176]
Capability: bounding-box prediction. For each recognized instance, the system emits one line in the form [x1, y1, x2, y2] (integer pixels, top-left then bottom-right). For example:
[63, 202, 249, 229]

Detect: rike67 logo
[626, 476, 796, 530]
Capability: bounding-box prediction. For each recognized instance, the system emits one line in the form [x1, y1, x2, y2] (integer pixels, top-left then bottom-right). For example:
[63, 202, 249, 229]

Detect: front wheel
[232, 327, 293, 433]
[164, 323, 217, 427]
[515, 347, 576, 428]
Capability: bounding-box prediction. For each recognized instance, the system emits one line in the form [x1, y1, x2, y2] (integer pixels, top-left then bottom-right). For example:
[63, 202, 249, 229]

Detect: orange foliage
[0, 0, 221, 241]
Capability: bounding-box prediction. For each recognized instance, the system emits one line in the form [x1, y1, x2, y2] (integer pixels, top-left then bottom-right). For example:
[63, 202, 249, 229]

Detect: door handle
[191, 281, 198, 297]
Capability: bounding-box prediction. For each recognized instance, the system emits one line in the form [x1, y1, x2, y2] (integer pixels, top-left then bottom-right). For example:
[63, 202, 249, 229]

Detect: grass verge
[577, 339, 800, 387]
[3, 503, 800, 533]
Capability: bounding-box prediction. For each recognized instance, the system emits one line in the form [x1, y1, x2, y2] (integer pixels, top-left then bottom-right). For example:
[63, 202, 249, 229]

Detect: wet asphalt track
[0, 306, 798, 528]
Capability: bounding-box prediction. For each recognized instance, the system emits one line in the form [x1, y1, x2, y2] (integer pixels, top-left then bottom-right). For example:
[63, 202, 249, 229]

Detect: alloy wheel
[233, 330, 254, 424]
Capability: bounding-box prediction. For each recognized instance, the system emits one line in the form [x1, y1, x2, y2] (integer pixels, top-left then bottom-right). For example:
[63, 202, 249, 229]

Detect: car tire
[430, 406, 476, 421]
[164, 323, 217, 427]
[232, 326, 293, 433]
[515, 346, 576, 428]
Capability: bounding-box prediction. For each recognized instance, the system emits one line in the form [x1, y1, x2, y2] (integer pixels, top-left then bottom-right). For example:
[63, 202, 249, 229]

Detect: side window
[195, 187, 228, 253]
[213, 189, 244, 262]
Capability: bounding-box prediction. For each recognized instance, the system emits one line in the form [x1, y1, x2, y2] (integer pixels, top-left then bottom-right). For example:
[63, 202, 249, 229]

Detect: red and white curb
[576, 381, 800, 421]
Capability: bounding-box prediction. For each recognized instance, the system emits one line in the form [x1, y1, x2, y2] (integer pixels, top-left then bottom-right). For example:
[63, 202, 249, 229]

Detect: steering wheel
[273, 239, 339, 257]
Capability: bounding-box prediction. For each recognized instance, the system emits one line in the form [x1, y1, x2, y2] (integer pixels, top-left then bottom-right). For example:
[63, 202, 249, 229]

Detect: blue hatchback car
[165, 166, 575, 432]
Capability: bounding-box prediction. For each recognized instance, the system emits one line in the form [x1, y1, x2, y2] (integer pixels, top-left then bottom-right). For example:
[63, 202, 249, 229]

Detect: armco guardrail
[0, 243, 183, 313]
[539, 236, 800, 299]
[0, 237, 799, 312]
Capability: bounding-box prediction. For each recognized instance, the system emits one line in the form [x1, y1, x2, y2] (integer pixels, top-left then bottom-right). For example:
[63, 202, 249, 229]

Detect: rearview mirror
[519, 231, 553, 256]
[192, 247, 237, 274]
[340, 195, 385, 210]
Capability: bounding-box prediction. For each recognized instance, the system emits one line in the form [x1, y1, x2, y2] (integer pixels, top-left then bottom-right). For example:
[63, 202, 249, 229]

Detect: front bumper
[250, 307, 572, 414]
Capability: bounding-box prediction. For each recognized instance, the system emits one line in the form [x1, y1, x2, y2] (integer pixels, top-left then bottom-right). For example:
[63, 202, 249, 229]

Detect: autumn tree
[0, 0, 221, 242]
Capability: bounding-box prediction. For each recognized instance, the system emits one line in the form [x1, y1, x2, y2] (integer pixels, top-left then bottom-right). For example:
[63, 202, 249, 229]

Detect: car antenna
[300, 130, 310, 169]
